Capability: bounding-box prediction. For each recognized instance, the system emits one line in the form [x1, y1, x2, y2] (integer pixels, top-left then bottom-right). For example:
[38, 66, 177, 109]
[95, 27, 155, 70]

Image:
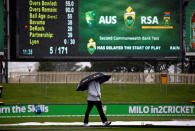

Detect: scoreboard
[9, 0, 182, 61]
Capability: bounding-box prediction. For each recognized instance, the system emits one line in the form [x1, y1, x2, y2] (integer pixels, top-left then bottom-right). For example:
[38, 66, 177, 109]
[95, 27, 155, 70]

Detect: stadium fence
[8, 72, 195, 84]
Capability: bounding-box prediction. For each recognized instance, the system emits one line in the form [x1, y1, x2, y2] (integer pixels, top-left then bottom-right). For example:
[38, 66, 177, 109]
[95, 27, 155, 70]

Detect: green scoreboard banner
[79, 0, 181, 58]
[0, 104, 195, 118]
[185, 0, 195, 56]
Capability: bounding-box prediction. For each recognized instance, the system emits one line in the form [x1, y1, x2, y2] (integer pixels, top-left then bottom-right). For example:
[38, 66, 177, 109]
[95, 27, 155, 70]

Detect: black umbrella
[76, 72, 111, 91]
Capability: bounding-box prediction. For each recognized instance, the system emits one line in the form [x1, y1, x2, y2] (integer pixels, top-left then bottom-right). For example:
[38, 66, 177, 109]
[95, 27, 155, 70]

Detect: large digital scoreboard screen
[185, 0, 195, 56]
[9, 0, 182, 61]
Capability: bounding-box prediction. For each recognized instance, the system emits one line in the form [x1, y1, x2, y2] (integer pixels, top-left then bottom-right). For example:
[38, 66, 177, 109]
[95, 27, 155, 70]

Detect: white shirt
[87, 80, 101, 101]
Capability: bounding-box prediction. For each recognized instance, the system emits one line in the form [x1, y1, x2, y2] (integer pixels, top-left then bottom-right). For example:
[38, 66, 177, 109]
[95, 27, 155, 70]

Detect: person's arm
[95, 81, 101, 98]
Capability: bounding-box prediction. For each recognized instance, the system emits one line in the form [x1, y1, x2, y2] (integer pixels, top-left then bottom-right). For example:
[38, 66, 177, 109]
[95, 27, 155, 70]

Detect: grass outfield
[1, 83, 195, 104]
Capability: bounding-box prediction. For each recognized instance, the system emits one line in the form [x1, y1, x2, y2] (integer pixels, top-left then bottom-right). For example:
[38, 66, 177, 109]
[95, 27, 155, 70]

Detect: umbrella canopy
[76, 72, 111, 91]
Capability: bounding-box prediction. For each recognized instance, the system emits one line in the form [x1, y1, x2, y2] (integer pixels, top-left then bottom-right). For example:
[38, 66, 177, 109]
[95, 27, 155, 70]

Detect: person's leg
[84, 101, 94, 124]
[95, 101, 107, 123]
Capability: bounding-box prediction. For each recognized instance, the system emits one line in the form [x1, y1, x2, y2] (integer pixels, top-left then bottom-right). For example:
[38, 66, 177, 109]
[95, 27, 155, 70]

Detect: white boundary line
[1, 114, 195, 118]
[0, 121, 195, 127]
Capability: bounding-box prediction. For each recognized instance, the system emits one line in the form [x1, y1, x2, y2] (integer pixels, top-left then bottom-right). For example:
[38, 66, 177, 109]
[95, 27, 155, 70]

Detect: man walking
[84, 80, 111, 126]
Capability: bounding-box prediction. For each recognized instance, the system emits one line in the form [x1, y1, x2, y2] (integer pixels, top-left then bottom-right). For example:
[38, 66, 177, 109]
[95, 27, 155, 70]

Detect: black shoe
[84, 123, 89, 127]
[103, 121, 111, 126]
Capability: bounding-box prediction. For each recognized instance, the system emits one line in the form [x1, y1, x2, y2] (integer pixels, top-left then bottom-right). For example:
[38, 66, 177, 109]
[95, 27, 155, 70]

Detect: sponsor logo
[124, 6, 136, 28]
[85, 11, 96, 27]
[87, 38, 96, 55]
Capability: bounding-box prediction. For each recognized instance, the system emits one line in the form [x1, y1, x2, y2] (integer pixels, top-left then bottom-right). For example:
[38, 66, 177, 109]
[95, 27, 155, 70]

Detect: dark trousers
[84, 101, 107, 124]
